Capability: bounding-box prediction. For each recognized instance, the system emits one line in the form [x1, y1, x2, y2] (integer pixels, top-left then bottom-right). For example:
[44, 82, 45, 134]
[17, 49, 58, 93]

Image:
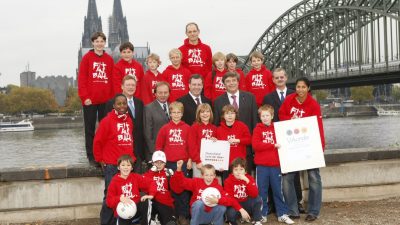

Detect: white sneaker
[254, 221, 263, 225]
[260, 216, 267, 223]
[278, 214, 295, 224]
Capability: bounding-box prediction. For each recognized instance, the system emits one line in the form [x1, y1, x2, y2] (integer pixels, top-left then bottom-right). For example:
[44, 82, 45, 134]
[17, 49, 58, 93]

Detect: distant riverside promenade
[0, 147, 399, 224]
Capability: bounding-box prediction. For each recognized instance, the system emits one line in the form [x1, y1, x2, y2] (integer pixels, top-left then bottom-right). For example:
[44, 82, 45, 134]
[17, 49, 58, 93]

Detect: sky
[0, 0, 300, 87]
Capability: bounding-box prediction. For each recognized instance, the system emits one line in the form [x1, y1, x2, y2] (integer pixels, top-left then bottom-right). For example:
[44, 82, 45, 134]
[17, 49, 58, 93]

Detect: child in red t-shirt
[141, 53, 163, 105]
[204, 52, 228, 102]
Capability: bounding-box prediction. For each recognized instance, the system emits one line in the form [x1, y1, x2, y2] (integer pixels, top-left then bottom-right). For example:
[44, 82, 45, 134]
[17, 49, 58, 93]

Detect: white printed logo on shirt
[153, 176, 167, 192]
[215, 77, 226, 90]
[125, 68, 138, 81]
[188, 49, 203, 65]
[251, 74, 266, 89]
[262, 131, 275, 144]
[93, 62, 108, 82]
[117, 122, 132, 143]
[172, 74, 185, 90]
[121, 183, 133, 198]
[290, 107, 306, 118]
[169, 129, 184, 145]
[227, 135, 238, 146]
[233, 184, 247, 199]
[202, 129, 214, 139]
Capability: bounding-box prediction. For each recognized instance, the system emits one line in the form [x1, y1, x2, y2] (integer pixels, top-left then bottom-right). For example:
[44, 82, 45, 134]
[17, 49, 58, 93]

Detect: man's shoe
[305, 214, 317, 222]
[260, 216, 268, 223]
[288, 215, 300, 220]
[298, 204, 306, 214]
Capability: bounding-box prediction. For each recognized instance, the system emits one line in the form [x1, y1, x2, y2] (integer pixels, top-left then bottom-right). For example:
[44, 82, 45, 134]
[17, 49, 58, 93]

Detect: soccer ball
[117, 201, 137, 219]
[201, 187, 221, 207]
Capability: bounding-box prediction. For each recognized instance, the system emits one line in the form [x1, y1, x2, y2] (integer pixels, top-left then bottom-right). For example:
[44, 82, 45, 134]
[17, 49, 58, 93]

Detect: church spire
[108, 0, 129, 50]
[81, 0, 102, 48]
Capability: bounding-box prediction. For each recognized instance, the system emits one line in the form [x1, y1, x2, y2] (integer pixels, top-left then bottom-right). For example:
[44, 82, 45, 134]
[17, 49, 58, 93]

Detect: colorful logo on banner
[286, 127, 308, 136]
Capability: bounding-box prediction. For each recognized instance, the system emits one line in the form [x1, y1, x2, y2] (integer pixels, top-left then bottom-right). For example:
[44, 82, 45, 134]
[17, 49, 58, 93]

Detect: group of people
[78, 22, 325, 225]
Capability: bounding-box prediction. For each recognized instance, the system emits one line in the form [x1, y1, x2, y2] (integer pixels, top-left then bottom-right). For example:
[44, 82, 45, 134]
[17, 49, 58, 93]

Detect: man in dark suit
[143, 81, 170, 161]
[177, 74, 211, 125]
[213, 71, 258, 171]
[262, 68, 305, 215]
[105, 75, 145, 173]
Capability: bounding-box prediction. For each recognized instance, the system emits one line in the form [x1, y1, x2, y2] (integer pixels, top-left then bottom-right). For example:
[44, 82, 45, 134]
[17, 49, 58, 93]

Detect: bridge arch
[243, 0, 400, 88]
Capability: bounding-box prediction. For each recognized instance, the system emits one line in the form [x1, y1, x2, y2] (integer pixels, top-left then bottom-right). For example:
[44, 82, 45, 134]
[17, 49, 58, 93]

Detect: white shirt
[276, 87, 288, 99]
[189, 92, 202, 104]
[227, 90, 240, 108]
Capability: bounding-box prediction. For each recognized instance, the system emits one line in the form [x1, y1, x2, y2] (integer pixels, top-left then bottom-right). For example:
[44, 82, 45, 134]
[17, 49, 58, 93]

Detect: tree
[63, 87, 82, 113]
[350, 86, 374, 103]
[3, 86, 59, 114]
[313, 90, 329, 102]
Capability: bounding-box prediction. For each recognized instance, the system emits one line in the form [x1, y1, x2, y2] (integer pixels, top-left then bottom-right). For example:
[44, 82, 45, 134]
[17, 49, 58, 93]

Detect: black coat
[262, 89, 295, 122]
[177, 94, 212, 126]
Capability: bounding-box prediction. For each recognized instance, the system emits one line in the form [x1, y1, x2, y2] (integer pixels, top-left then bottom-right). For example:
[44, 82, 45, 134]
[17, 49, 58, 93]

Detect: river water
[0, 116, 399, 170]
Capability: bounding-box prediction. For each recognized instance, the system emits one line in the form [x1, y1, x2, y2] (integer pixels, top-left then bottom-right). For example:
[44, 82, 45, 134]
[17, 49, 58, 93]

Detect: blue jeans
[190, 200, 226, 225]
[226, 196, 263, 225]
[282, 168, 322, 216]
[256, 166, 289, 217]
[166, 161, 191, 219]
[100, 164, 119, 225]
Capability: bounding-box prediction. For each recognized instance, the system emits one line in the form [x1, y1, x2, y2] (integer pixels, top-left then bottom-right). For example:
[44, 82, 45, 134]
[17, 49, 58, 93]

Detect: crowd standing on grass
[78, 22, 325, 225]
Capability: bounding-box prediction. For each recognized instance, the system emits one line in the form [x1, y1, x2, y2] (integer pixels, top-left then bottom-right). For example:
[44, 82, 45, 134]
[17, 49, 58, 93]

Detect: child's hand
[120, 196, 133, 204]
[275, 143, 281, 149]
[140, 195, 154, 202]
[187, 159, 192, 170]
[238, 174, 249, 184]
[228, 138, 240, 145]
[210, 137, 218, 142]
[84, 99, 92, 106]
[176, 160, 184, 171]
[196, 162, 203, 169]
[205, 195, 219, 205]
[239, 208, 251, 221]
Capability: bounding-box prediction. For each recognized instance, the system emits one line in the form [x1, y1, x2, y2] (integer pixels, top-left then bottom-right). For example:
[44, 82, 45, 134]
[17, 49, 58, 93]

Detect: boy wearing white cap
[142, 151, 179, 225]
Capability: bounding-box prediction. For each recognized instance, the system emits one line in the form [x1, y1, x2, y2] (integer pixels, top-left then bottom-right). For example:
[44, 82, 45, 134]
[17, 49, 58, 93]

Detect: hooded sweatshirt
[141, 70, 163, 105]
[155, 121, 190, 162]
[216, 121, 251, 164]
[162, 65, 191, 102]
[78, 50, 114, 105]
[112, 59, 144, 98]
[224, 174, 259, 202]
[278, 93, 325, 149]
[93, 109, 135, 165]
[106, 172, 157, 217]
[171, 171, 241, 211]
[188, 122, 218, 163]
[179, 38, 212, 78]
[143, 169, 175, 207]
[204, 69, 227, 102]
[252, 123, 280, 167]
[245, 65, 275, 107]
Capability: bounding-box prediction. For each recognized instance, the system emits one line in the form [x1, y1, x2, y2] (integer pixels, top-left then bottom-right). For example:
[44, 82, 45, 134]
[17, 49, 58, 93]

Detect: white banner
[200, 139, 230, 171]
[274, 116, 325, 173]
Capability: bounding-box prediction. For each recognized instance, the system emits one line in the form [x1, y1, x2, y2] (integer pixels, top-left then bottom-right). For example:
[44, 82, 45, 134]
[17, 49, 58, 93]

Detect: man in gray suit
[213, 71, 258, 171]
[263, 68, 305, 215]
[143, 81, 170, 161]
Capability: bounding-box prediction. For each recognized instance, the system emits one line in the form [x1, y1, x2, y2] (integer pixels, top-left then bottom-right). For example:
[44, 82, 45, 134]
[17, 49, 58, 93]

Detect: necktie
[163, 103, 169, 118]
[280, 91, 285, 102]
[128, 99, 135, 118]
[195, 97, 200, 105]
[231, 95, 238, 110]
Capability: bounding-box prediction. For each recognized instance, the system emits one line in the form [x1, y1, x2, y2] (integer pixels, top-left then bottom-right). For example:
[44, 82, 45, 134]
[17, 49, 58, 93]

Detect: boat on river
[377, 109, 400, 116]
[0, 119, 34, 132]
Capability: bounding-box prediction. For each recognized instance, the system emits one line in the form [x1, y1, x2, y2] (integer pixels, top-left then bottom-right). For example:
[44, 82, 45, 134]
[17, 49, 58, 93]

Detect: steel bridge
[242, 0, 400, 89]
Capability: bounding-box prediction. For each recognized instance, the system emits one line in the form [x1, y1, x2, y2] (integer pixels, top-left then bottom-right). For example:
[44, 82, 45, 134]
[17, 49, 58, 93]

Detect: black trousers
[116, 200, 148, 225]
[83, 103, 106, 161]
[140, 200, 176, 225]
